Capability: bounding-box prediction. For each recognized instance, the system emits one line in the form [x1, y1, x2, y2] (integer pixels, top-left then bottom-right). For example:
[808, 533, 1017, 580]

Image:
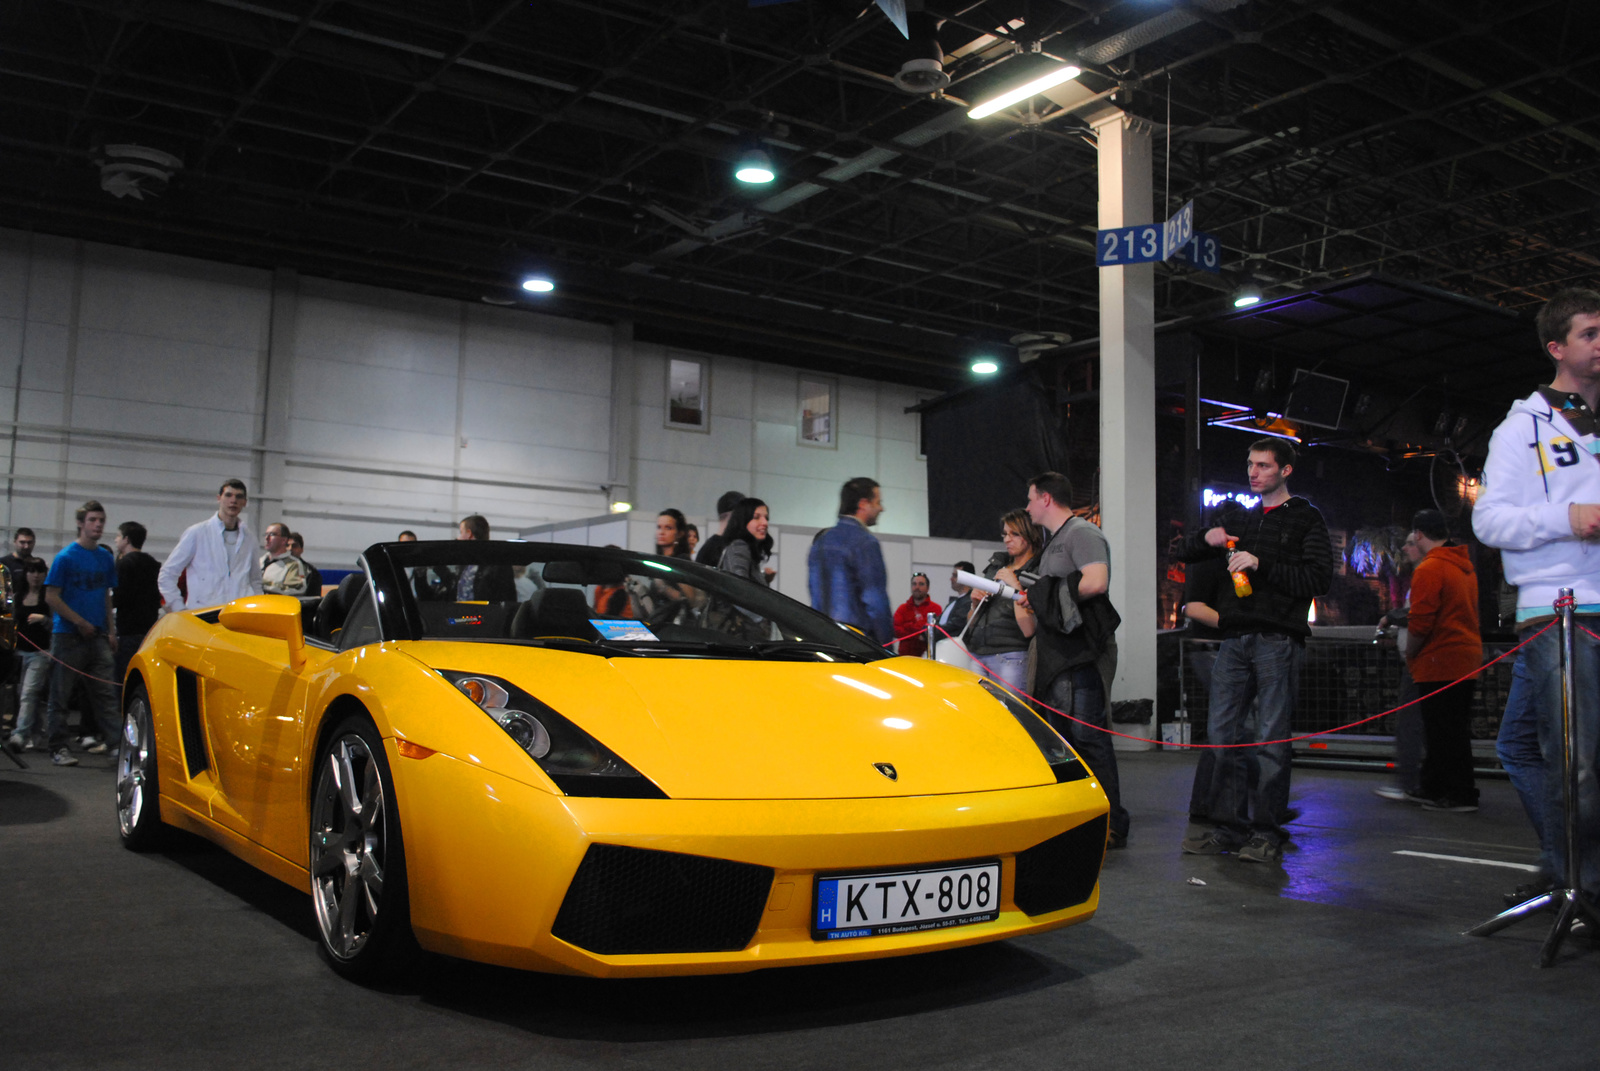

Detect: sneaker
[1502, 877, 1560, 909]
[1181, 829, 1242, 855]
[85, 739, 109, 755]
[1421, 798, 1479, 812]
[79, 734, 99, 749]
[1238, 834, 1282, 864]
[4, 733, 21, 752]
[1403, 790, 1435, 805]
[1373, 785, 1409, 801]
[1107, 829, 1128, 850]
[51, 747, 79, 767]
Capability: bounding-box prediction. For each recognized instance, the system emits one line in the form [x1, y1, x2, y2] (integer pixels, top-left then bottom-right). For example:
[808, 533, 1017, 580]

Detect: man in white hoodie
[1474, 288, 1600, 903]
[158, 478, 264, 612]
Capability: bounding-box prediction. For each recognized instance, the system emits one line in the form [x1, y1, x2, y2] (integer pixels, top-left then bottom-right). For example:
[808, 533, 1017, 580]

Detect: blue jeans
[11, 649, 50, 741]
[1520, 620, 1600, 894]
[1495, 651, 1545, 867]
[44, 632, 120, 750]
[1042, 665, 1128, 841]
[976, 650, 1028, 694]
[1198, 633, 1303, 845]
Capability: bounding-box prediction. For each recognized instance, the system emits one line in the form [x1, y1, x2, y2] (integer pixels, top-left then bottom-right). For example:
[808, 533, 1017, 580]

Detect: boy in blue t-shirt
[42, 499, 119, 766]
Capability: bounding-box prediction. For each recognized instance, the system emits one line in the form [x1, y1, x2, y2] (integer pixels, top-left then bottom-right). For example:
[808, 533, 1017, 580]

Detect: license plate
[813, 860, 1001, 940]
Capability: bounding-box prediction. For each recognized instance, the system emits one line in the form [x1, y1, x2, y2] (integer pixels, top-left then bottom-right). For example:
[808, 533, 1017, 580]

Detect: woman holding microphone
[963, 508, 1043, 693]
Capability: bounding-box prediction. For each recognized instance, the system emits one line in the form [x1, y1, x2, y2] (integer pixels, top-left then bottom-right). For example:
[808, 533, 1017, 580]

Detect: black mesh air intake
[552, 844, 774, 955]
[1012, 814, 1107, 916]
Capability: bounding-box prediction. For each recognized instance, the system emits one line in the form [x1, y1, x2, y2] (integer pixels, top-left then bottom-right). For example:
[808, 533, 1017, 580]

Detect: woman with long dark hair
[964, 508, 1042, 692]
[716, 497, 774, 586]
[706, 497, 774, 639]
[655, 509, 691, 558]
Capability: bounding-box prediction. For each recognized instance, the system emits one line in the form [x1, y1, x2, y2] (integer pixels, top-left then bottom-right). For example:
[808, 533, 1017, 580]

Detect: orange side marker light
[396, 739, 437, 760]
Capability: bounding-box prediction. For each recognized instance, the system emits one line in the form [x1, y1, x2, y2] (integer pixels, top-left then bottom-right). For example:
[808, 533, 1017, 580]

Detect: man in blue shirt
[42, 499, 119, 767]
[808, 477, 893, 645]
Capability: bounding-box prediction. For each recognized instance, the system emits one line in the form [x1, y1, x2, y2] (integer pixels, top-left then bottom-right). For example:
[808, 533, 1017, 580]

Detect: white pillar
[1092, 110, 1158, 749]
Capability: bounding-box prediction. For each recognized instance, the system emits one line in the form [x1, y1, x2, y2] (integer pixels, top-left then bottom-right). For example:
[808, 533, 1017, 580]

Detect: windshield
[365, 541, 887, 662]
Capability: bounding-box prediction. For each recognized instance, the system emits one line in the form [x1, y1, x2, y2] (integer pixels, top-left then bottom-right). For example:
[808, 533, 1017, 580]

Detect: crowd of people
[2, 480, 328, 766]
[5, 288, 1599, 912]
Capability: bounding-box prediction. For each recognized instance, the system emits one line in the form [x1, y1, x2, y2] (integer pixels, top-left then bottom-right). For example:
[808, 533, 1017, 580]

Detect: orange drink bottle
[1226, 538, 1253, 598]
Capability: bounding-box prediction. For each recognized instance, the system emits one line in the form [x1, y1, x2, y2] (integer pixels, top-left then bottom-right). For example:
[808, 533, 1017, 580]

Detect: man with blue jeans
[42, 500, 119, 767]
[1179, 439, 1332, 864]
[1474, 287, 1600, 903]
[1018, 471, 1128, 848]
[809, 477, 893, 645]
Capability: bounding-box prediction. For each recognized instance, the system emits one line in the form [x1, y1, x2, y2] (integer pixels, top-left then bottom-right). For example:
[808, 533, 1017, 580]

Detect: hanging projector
[97, 144, 183, 201]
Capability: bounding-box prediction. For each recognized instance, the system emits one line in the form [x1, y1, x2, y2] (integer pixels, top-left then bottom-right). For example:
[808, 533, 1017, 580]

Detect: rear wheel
[309, 713, 417, 982]
[116, 683, 165, 850]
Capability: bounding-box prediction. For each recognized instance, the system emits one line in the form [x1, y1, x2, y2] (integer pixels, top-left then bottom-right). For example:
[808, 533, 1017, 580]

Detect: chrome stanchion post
[924, 612, 937, 659]
[1465, 587, 1599, 965]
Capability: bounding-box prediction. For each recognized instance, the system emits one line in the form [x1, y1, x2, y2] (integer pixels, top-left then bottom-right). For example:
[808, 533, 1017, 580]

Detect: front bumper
[395, 748, 1109, 977]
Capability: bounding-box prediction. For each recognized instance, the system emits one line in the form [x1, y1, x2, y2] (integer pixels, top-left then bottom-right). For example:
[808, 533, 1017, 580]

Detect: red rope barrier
[16, 631, 121, 686]
[932, 620, 1553, 750]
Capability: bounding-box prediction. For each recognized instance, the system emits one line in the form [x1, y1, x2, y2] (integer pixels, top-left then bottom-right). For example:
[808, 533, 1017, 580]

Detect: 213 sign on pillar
[1097, 200, 1210, 268]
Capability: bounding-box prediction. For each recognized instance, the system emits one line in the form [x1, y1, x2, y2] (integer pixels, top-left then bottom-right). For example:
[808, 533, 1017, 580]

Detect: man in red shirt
[1405, 508, 1483, 811]
[893, 573, 942, 657]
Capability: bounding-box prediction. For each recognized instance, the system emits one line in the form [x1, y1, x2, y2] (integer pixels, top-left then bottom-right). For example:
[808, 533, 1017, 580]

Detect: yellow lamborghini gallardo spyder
[116, 541, 1108, 982]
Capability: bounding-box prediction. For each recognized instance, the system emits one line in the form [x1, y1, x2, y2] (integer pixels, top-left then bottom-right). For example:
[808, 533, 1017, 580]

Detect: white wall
[0, 229, 930, 570]
[628, 345, 930, 538]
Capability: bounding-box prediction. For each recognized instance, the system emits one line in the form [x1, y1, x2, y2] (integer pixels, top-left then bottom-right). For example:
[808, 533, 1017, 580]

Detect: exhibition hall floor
[5, 750, 1594, 1070]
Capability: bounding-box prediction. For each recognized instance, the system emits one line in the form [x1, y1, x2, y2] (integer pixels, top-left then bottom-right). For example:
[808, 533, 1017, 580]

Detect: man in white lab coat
[158, 478, 264, 612]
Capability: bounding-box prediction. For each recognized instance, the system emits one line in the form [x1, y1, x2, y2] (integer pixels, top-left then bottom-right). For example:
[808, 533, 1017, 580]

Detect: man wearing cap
[696, 491, 746, 567]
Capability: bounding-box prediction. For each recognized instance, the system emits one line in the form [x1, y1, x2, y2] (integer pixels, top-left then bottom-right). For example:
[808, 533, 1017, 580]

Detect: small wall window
[799, 376, 836, 447]
[666, 355, 709, 431]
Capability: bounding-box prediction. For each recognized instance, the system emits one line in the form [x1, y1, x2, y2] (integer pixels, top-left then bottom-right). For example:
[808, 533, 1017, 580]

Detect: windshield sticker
[590, 619, 656, 642]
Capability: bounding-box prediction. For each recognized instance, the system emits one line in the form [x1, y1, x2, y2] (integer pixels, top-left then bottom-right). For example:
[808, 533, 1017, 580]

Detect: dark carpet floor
[3, 748, 1594, 1070]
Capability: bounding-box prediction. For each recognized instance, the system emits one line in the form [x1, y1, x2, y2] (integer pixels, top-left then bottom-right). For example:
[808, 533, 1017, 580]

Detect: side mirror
[219, 594, 306, 669]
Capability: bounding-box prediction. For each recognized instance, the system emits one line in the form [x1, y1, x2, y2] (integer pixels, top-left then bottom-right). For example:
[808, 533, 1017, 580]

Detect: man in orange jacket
[1405, 509, 1483, 811]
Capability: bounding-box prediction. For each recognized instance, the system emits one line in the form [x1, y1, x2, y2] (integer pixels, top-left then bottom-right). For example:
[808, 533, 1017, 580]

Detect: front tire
[309, 713, 417, 982]
[117, 683, 165, 850]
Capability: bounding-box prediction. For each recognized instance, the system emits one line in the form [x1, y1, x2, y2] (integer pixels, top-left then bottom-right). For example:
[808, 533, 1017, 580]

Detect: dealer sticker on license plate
[813, 860, 1000, 940]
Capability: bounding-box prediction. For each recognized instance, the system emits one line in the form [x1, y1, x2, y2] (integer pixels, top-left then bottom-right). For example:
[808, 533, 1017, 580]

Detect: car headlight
[440, 670, 667, 798]
[979, 678, 1089, 783]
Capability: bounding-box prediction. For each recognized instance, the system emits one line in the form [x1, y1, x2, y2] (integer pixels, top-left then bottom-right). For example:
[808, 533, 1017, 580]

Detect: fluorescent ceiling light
[1232, 284, 1262, 308]
[971, 359, 999, 374]
[609, 501, 632, 514]
[521, 277, 555, 293]
[968, 65, 1082, 120]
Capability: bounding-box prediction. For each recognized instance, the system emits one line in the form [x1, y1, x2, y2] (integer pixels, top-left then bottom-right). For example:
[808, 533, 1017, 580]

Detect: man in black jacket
[1179, 439, 1332, 864]
[1018, 471, 1128, 848]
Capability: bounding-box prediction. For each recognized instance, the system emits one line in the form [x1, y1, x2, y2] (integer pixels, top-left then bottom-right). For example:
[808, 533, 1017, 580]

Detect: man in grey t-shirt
[1018, 471, 1128, 847]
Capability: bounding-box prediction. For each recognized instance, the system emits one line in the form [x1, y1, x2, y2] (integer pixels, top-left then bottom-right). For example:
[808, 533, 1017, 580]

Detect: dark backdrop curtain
[923, 368, 1068, 540]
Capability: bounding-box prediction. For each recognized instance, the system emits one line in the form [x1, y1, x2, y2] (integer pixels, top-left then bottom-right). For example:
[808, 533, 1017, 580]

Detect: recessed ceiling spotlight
[521, 277, 555, 293]
[971, 359, 1000, 375]
[734, 147, 776, 184]
[1232, 284, 1262, 308]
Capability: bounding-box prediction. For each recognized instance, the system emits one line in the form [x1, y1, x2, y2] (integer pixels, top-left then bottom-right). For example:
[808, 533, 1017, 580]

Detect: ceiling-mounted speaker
[96, 144, 182, 200]
[1284, 370, 1349, 430]
[1010, 330, 1072, 362]
[894, 10, 949, 93]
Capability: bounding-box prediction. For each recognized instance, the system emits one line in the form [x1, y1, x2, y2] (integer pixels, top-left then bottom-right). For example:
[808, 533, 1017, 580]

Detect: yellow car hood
[408, 644, 1059, 800]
